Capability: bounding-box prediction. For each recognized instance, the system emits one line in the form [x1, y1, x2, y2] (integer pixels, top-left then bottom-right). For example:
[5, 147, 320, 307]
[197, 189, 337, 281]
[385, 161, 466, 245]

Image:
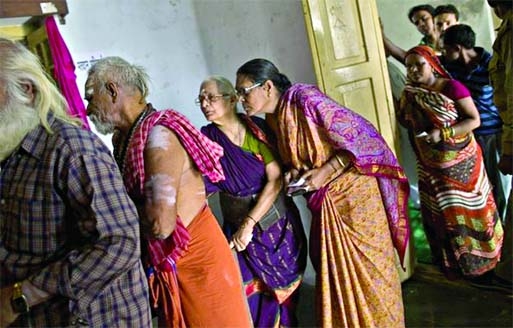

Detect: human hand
[300, 166, 331, 191]
[284, 169, 299, 185]
[425, 129, 442, 144]
[498, 155, 513, 175]
[229, 219, 255, 252]
[0, 285, 19, 327]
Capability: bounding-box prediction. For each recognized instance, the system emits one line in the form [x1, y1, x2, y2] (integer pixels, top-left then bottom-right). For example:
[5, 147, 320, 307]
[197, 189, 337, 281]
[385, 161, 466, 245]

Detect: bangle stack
[441, 127, 455, 141]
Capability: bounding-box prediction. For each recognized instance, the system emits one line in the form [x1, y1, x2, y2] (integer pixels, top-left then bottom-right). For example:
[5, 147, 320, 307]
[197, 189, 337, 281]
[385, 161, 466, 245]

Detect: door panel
[302, 0, 414, 282]
[302, 0, 399, 154]
[26, 24, 54, 79]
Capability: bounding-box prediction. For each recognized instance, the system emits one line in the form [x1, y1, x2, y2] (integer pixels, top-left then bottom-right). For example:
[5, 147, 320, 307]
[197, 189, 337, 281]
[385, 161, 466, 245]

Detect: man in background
[0, 38, 151, 327]
[383, 4, 438, 63]
[434, 4, 460, 49]
[487, 0, 513, 286]
[440, 24, 508, 221]
[434, 4, 460, 35]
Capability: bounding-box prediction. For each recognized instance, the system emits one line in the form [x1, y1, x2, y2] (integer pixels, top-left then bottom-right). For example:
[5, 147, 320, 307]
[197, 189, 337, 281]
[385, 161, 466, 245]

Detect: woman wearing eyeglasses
[235, 58, 409, 328]
[197, 76, 307, 327]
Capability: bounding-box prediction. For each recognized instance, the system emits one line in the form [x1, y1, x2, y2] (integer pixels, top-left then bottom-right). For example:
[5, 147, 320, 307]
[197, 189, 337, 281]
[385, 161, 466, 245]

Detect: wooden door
[302, 0, 399, 154]
[0, 18, 54, 79]
[26, 23, 54, 78]
[302, 0, 414, 281]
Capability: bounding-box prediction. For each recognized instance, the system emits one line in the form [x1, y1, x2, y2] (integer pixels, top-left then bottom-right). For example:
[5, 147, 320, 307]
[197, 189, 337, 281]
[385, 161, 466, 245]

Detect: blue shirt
[441, 47, 503, 135]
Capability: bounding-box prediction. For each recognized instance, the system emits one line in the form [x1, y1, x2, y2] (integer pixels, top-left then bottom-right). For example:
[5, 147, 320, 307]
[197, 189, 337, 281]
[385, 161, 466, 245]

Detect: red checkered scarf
[123, 109, 225, 269]
[124, 109, 225, 195]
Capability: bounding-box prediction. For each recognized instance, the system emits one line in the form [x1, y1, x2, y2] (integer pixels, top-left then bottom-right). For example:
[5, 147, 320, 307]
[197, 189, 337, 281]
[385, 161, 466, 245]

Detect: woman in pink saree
[236, 58, 410, 328]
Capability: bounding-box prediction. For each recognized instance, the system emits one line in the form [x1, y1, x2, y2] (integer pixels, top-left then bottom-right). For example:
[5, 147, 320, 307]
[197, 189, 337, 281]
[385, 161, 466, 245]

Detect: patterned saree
[202, 115, 307, 327]
[399, 85, 503, 277]
[271, 83, 409, 328]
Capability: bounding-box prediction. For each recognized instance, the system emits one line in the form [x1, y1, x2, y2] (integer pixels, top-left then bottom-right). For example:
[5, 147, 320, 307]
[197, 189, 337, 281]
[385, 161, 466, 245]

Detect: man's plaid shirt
[0, 114, 151, 327]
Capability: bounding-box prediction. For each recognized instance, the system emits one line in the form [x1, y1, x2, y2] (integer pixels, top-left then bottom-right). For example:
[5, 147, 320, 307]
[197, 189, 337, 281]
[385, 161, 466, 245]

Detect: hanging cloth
[45, 16, 90, 129]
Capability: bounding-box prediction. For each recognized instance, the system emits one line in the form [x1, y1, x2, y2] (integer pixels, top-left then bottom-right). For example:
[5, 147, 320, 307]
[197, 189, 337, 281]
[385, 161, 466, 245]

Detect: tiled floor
[296, 263, 513, 327]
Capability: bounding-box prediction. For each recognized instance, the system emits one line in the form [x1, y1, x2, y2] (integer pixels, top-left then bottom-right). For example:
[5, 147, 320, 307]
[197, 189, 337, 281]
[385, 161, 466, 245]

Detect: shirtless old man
[85, 56, 251, 328]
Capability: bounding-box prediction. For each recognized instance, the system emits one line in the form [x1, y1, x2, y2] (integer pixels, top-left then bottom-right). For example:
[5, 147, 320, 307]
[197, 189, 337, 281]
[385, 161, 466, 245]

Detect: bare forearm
[452, 117, 480, 136]
[247, 178, 281, 223]
[383, 36, 406, 64]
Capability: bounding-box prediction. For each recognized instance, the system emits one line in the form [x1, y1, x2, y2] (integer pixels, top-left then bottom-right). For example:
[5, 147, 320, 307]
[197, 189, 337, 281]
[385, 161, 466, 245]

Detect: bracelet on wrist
[335, 154, 346, 169]
[247, 215, 257, 225]
[441, 127, 453, 141]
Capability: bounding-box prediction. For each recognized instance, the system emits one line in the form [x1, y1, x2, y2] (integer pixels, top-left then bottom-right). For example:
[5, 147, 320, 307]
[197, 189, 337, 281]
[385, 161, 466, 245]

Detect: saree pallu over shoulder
[401, 86, 503, 277]
[401, 85, 460, 130]
[275, 83, 410, 265]
[202, 118, 307, 327]
[401, 85, 475, 170]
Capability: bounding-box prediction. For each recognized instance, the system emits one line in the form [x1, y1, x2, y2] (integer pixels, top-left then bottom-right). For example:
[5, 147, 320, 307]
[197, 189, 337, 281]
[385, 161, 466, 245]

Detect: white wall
[58, 0, 315, 138]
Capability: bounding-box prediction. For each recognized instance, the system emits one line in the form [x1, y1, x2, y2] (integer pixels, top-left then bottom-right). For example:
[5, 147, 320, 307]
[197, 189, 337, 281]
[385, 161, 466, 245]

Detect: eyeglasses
[195, 94, 230, 106]
[236, 82, 262, 98]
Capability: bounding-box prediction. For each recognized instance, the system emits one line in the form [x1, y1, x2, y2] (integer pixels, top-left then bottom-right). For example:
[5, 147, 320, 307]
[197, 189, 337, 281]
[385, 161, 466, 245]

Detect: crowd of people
[0, 1, 510, 327]
[384, 0, 511, 291]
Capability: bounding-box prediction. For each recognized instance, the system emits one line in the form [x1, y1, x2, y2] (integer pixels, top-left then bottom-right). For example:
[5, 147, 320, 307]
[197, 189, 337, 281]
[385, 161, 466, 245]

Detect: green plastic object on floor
[407, 199, 432, 264]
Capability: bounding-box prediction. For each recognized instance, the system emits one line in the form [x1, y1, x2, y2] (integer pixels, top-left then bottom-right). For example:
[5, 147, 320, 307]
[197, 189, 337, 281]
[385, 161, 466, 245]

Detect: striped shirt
[441, 47, 503, 135]
[0, 114, 151, 327]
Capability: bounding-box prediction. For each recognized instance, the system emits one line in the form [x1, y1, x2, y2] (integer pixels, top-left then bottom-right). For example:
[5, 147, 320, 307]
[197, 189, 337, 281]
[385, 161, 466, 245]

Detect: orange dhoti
[152, 205, 252, 327]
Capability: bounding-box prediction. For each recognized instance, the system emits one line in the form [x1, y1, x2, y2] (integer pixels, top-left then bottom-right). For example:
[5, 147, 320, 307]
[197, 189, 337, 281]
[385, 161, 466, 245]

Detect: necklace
[222, 121, 244, 146]
[114, 107, 152, 173]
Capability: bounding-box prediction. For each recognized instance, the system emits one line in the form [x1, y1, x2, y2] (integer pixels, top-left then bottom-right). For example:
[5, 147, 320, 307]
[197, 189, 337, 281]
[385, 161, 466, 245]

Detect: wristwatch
[11, 282, 29, 314]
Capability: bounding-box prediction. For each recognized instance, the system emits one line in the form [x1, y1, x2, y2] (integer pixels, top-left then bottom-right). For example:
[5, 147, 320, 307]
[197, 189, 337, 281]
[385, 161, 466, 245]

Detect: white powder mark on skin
[85, 87, 94, 98]
[147, 125, 172, 150]
[144, 174, 177, 206]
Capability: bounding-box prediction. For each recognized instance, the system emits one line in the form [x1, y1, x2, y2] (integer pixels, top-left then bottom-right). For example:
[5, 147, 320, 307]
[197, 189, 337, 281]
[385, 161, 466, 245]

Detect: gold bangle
[441, 127, 449, 141]
[335, 154, 346, 169]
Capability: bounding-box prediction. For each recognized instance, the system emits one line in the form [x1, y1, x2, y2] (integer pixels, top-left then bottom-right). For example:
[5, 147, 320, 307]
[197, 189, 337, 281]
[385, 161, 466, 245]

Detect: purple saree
[202, 115, 307, 327]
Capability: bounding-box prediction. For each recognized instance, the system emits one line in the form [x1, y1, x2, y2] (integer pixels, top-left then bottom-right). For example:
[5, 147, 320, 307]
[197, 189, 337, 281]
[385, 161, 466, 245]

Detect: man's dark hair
[487, 0, 513, 9]
[434, 4, 460, 21]
[408, 4, 435, 22]
[442, 24, 475, 49]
